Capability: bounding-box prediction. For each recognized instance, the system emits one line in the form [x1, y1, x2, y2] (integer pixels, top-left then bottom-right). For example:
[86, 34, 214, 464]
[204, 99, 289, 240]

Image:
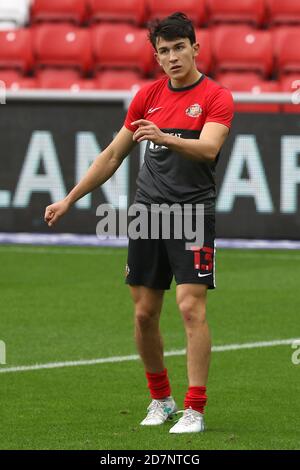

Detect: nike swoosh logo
[198, 272, 212, 278]
[148, 107, 163, 114]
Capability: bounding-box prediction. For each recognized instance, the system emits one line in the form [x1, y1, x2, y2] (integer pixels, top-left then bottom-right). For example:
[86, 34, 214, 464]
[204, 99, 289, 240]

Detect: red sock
[184, 386, 207, 414]
[145, 368, 171, 399]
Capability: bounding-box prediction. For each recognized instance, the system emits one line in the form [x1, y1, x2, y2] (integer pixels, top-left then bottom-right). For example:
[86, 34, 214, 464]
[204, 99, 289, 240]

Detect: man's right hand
[44, 199, 71, 228]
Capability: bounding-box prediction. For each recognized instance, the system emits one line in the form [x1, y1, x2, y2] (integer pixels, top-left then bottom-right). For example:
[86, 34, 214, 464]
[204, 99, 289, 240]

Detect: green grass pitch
[0, 245, 299, 450]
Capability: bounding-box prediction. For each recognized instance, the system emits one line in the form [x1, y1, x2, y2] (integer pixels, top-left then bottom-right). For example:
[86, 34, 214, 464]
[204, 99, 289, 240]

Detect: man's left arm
[131, 120, 230, 163]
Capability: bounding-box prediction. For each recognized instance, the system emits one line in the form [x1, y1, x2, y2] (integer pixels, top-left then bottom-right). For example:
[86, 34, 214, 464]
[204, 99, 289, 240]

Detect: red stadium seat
[195, 29, 212, 74]
[87, 0, 147, 26]
[0, 68, 21, 83]
[95, 70, 152, 90]
[212, 26, 273, 78]
[36, 68, 80, 87]
[31, 0, 87, 25]
[36, 69, 96, 90]
[217, 72, 280, 112]
[272, 25, 299, 53]
[267, 0, 300, 25]
[280, 74, 300, 113]
[273, 27, 300, 75]
[69, 79, 96, 90]
[216, 71, 263, 89]
[92, 24, 154, 75]
[207, 0, 266, 26]
[0, 28, 33, 72]
[8, 77, 37, 90]
[33, 24, 92, 73]
[147, 0, 207, 26]
[0, 69, 37, 89]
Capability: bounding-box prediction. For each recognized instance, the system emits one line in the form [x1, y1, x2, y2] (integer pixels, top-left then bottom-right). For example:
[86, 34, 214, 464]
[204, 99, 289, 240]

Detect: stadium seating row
[1, 0, 300, 28]
[0, 68, 149, 90]
[0, 24, 299, 77]
[1, 67, 298, 90]
[1, 68, 299, 112]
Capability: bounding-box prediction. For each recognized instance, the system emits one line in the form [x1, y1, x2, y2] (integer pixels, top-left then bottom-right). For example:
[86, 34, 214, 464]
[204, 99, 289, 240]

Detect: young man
[44, 12, 234, 434]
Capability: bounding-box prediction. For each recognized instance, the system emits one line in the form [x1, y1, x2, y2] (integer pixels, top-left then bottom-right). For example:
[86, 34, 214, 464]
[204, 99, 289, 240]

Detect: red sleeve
[124, 88, 145, 133]
[205, 87, 234, 129]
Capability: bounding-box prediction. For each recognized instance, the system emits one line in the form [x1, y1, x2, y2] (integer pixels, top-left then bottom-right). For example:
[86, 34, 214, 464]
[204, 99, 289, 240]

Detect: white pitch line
[0, 338, 298, 375]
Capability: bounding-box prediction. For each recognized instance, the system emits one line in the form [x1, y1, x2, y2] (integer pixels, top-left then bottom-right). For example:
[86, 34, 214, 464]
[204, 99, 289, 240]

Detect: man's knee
[135, 302, 161, 327]
[130, 287, 164, 328]
[177, 287, 207, 326]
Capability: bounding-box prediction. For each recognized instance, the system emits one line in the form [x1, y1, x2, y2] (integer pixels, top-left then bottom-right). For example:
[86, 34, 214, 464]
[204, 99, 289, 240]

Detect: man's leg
[129, 285, 165, 374]
[129, 285, 177, 425]
[169, 283, 210, 433]
[176, 284, 211, 387]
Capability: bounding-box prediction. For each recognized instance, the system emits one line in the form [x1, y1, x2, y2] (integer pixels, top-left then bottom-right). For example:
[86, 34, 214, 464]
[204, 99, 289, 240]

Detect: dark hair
[148, 12, 196, 50]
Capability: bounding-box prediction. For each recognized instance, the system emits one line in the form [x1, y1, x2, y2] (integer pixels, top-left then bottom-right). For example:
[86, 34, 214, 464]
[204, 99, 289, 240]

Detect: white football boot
[169, 407, 205, 433]
[140, 397, 177, 426]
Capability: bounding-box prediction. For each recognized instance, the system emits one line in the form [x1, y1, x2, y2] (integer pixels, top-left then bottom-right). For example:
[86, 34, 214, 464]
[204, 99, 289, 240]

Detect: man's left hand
[131, 120, 167, 145]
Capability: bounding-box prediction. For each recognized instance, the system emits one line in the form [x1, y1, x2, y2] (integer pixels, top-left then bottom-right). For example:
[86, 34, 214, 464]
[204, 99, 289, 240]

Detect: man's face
[155, 37, 199, 79]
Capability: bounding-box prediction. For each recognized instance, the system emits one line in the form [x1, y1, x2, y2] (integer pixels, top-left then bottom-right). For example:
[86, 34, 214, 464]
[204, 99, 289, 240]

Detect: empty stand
[31, 0, 87, 25]
[36, 68, 80, 87]
[9, 76, 37, 89]
[36, 69, 96, 89]
[267, 0, 300, 25]
[0, 0, 30, 28]
[274, 27, 300, 75]
[92, 24, 154, 74]
[0, 69, 37, 88]
[147, 0, 207, 26]
[0, 68, 22, 84]
[2, 0, 298, 110]
[212, 26, 273, 77]
[217, 72, 280, 112]
[88, 0, 146, 26]
[217, 71, 264, 89]
[95, 70, 151, 90]
[207, 0, 266, 26]
[33, 23, 92, 73]
[0, 28, 33, 72]
[195, 29, 212, 74]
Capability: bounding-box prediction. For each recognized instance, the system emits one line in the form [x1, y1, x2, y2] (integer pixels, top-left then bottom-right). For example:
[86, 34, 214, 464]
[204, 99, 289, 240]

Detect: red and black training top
[124, 74, 234, 214]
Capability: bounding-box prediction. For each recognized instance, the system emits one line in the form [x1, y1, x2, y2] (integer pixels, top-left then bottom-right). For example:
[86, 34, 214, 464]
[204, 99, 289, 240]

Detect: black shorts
[125, 213, 216, 290]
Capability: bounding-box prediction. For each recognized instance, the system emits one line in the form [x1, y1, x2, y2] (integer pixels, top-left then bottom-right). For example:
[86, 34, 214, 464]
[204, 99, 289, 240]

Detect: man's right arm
[44, 126, 135, 227]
